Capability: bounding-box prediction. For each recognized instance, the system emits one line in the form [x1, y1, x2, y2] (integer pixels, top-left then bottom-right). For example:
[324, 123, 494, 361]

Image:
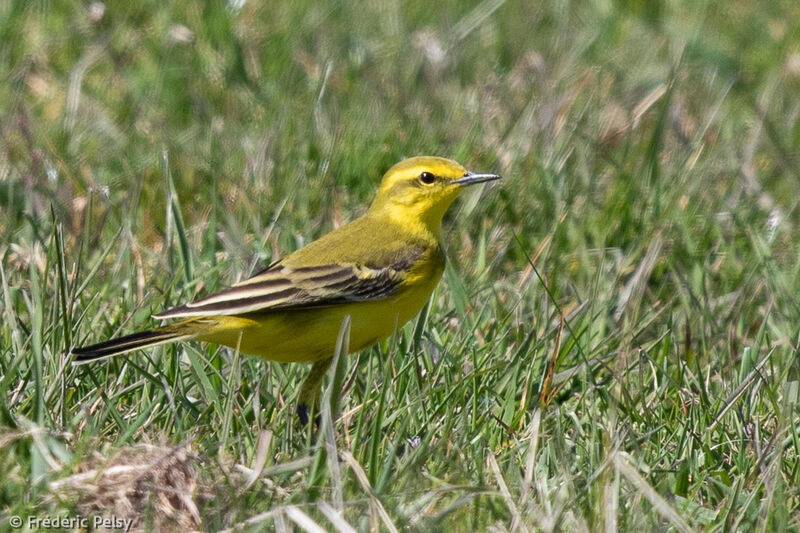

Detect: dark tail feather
[71, 328, 192, 364]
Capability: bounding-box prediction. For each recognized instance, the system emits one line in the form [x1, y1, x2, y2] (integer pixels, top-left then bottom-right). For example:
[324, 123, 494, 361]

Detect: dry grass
[51, 443, 201, 532]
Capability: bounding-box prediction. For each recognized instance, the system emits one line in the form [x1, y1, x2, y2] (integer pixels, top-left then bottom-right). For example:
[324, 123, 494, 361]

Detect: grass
[3, 0, 800, 530]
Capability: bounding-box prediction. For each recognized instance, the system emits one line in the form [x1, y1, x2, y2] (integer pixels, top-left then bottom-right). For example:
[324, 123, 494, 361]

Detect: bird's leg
[297, 356, 333, 425]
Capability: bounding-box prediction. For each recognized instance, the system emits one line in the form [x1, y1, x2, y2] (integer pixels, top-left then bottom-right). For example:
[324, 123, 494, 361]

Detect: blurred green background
[2, 0, 800, 530]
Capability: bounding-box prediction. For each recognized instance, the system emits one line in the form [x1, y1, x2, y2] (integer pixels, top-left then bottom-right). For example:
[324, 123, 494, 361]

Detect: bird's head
[368, 156, 500, 233]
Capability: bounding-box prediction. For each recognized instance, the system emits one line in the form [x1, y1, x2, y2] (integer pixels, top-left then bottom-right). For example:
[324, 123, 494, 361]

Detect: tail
[71, 326, 195, 364]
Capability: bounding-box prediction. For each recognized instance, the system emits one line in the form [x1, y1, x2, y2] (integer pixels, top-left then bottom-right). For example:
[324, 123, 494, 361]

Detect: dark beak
[453, 171, 502, 187]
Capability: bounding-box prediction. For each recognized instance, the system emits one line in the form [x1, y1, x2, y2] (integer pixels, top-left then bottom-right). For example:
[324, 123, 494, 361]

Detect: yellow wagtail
[72, 156, 500, 421]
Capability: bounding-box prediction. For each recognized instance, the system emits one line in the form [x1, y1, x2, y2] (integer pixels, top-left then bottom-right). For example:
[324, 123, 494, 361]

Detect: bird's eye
[419, 172, 435, 184]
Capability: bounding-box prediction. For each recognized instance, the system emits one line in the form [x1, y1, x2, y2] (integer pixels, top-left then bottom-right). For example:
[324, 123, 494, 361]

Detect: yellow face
[369, 156, 500, 230]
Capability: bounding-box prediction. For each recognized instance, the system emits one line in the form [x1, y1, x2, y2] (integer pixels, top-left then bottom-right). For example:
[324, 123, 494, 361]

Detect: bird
[71, 156, 501, 423]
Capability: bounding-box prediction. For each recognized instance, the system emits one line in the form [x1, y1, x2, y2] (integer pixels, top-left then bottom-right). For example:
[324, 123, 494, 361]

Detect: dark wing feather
[152, 263, 407, 319]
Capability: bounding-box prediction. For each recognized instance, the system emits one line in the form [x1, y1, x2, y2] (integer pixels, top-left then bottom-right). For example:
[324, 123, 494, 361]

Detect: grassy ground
[3, 0, 800, 530]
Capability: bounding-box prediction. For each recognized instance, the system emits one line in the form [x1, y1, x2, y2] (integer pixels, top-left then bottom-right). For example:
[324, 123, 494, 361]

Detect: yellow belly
[196, 266, 442, 363]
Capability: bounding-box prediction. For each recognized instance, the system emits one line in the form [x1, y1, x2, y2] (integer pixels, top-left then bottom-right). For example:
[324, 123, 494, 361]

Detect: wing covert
[152, 263, 405, 319]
